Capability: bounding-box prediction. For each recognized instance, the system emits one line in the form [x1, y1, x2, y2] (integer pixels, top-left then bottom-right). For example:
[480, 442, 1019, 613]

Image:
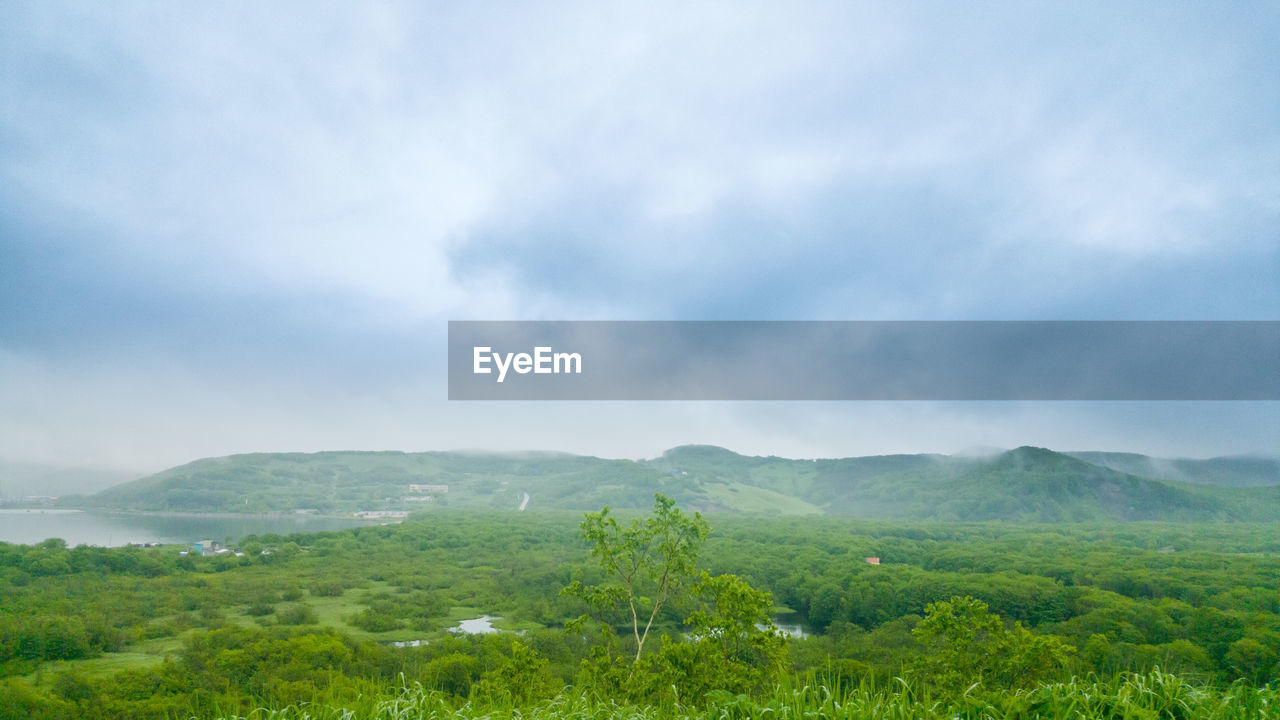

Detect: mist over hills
[62, 445, 1280, 522]
[1065, 451, 1280, 487]
[0, 461, 137, 499]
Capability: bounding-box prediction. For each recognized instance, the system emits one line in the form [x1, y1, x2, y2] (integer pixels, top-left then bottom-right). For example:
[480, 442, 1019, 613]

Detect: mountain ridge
[62, 445, 1280, 522]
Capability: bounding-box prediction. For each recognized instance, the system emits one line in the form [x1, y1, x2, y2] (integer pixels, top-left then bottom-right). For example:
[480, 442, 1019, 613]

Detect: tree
[567, 496, 789, 704]
[642, 572, 787, 699]
[912, 595, 1074, 694]
[474, 640, 559, 704]
[1226, 636, 1279, 685]
[913, 595, 1007, 691]
[564, 493, 710, 661]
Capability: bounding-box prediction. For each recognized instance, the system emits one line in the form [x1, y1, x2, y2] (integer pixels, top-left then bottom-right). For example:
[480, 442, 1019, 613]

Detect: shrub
[311, 581, 345, 597]
[246, 601, 276, 617]
[348, 609, 404, 633]
[276, 605, 317, 625]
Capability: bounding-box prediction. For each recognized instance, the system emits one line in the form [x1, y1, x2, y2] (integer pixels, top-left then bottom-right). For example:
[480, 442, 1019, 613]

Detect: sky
[2, 2, 1277, 474]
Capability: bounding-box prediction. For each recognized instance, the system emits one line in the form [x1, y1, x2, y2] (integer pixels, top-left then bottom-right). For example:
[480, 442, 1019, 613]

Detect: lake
[0, 508, 380, 547]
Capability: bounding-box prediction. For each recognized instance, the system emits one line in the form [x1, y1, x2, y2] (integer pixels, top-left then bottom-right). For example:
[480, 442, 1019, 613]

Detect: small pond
[769, 612, 811, 638]
[449, 615, 501, 634]
[389, 639, 428, 648]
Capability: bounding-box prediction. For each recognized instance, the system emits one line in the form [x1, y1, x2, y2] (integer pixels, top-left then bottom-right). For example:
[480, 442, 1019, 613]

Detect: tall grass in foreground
[213, 670, 1277, 720]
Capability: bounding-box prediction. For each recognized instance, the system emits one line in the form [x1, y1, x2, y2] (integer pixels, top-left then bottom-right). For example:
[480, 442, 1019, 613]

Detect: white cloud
[1010, 123, 1219, 254]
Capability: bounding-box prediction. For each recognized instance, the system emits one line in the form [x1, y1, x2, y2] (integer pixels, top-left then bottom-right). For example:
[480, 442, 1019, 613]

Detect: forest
[2, 497, 1278, 719]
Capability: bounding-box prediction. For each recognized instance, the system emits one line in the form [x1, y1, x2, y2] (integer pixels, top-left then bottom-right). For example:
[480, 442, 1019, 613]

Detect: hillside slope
[649, 445, 1272, 521]
[73, 446, 1280, 521]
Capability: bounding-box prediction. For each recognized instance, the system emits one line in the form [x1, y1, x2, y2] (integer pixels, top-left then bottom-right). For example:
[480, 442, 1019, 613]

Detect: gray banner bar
[448, 321, 1280, 400]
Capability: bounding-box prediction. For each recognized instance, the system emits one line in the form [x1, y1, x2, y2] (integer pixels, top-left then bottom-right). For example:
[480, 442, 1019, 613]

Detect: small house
[865, 557, 880, 565]
[192, 540, 221, 557]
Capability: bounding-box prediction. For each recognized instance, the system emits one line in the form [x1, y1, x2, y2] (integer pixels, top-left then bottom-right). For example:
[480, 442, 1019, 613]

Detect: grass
[207, 672, 1280, 720]
[131, 634, 188, 656]
[493, 617, 545, 632]
[17, 632, 187, 691]
[304, 594, 365, 631]
[444, 605, 486, 621]
[220, 591, 537, 643]
[22, 652, 163, 685]
[698, 483, 823, 516]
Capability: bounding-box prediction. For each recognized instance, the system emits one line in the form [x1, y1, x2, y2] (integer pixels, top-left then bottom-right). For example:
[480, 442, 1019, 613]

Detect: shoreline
[105, 509, 378, 520]
[13, 507, 380, 521]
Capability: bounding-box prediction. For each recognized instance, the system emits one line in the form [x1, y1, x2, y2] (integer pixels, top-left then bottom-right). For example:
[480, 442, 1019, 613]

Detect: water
[689, 616, 811, 642]
[449, 615, 500, 634]
[769, 612, 811, 638]
[0, 508, 378, 547]
[389, 617, 501, 647]
[764, 621, 809, 639]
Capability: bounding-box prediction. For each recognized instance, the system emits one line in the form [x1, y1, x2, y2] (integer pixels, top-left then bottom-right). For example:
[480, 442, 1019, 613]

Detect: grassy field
[699, 482, 823, 515]
[23, 652, 163, 683]
[210, 673, 1280, 720]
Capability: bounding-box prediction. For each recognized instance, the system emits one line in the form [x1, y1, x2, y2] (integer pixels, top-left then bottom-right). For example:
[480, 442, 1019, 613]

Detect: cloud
[1, 2, 1277, 469]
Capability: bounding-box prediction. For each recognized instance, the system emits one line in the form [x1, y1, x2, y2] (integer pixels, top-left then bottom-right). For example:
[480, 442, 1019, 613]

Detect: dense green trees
[642, 572, 787, 699]
[912, 595, 1075, 694]
[1, 511, 1277, 718]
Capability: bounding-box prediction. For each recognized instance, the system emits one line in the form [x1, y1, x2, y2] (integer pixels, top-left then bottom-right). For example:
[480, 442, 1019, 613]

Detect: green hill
[647, 445, 1271, 521]
[78, 450, 687, 515]
[72, 446, 1280, 521]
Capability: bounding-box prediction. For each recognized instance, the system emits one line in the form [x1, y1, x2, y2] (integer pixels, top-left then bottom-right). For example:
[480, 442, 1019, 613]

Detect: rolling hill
[67, 446, 1280, 522]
